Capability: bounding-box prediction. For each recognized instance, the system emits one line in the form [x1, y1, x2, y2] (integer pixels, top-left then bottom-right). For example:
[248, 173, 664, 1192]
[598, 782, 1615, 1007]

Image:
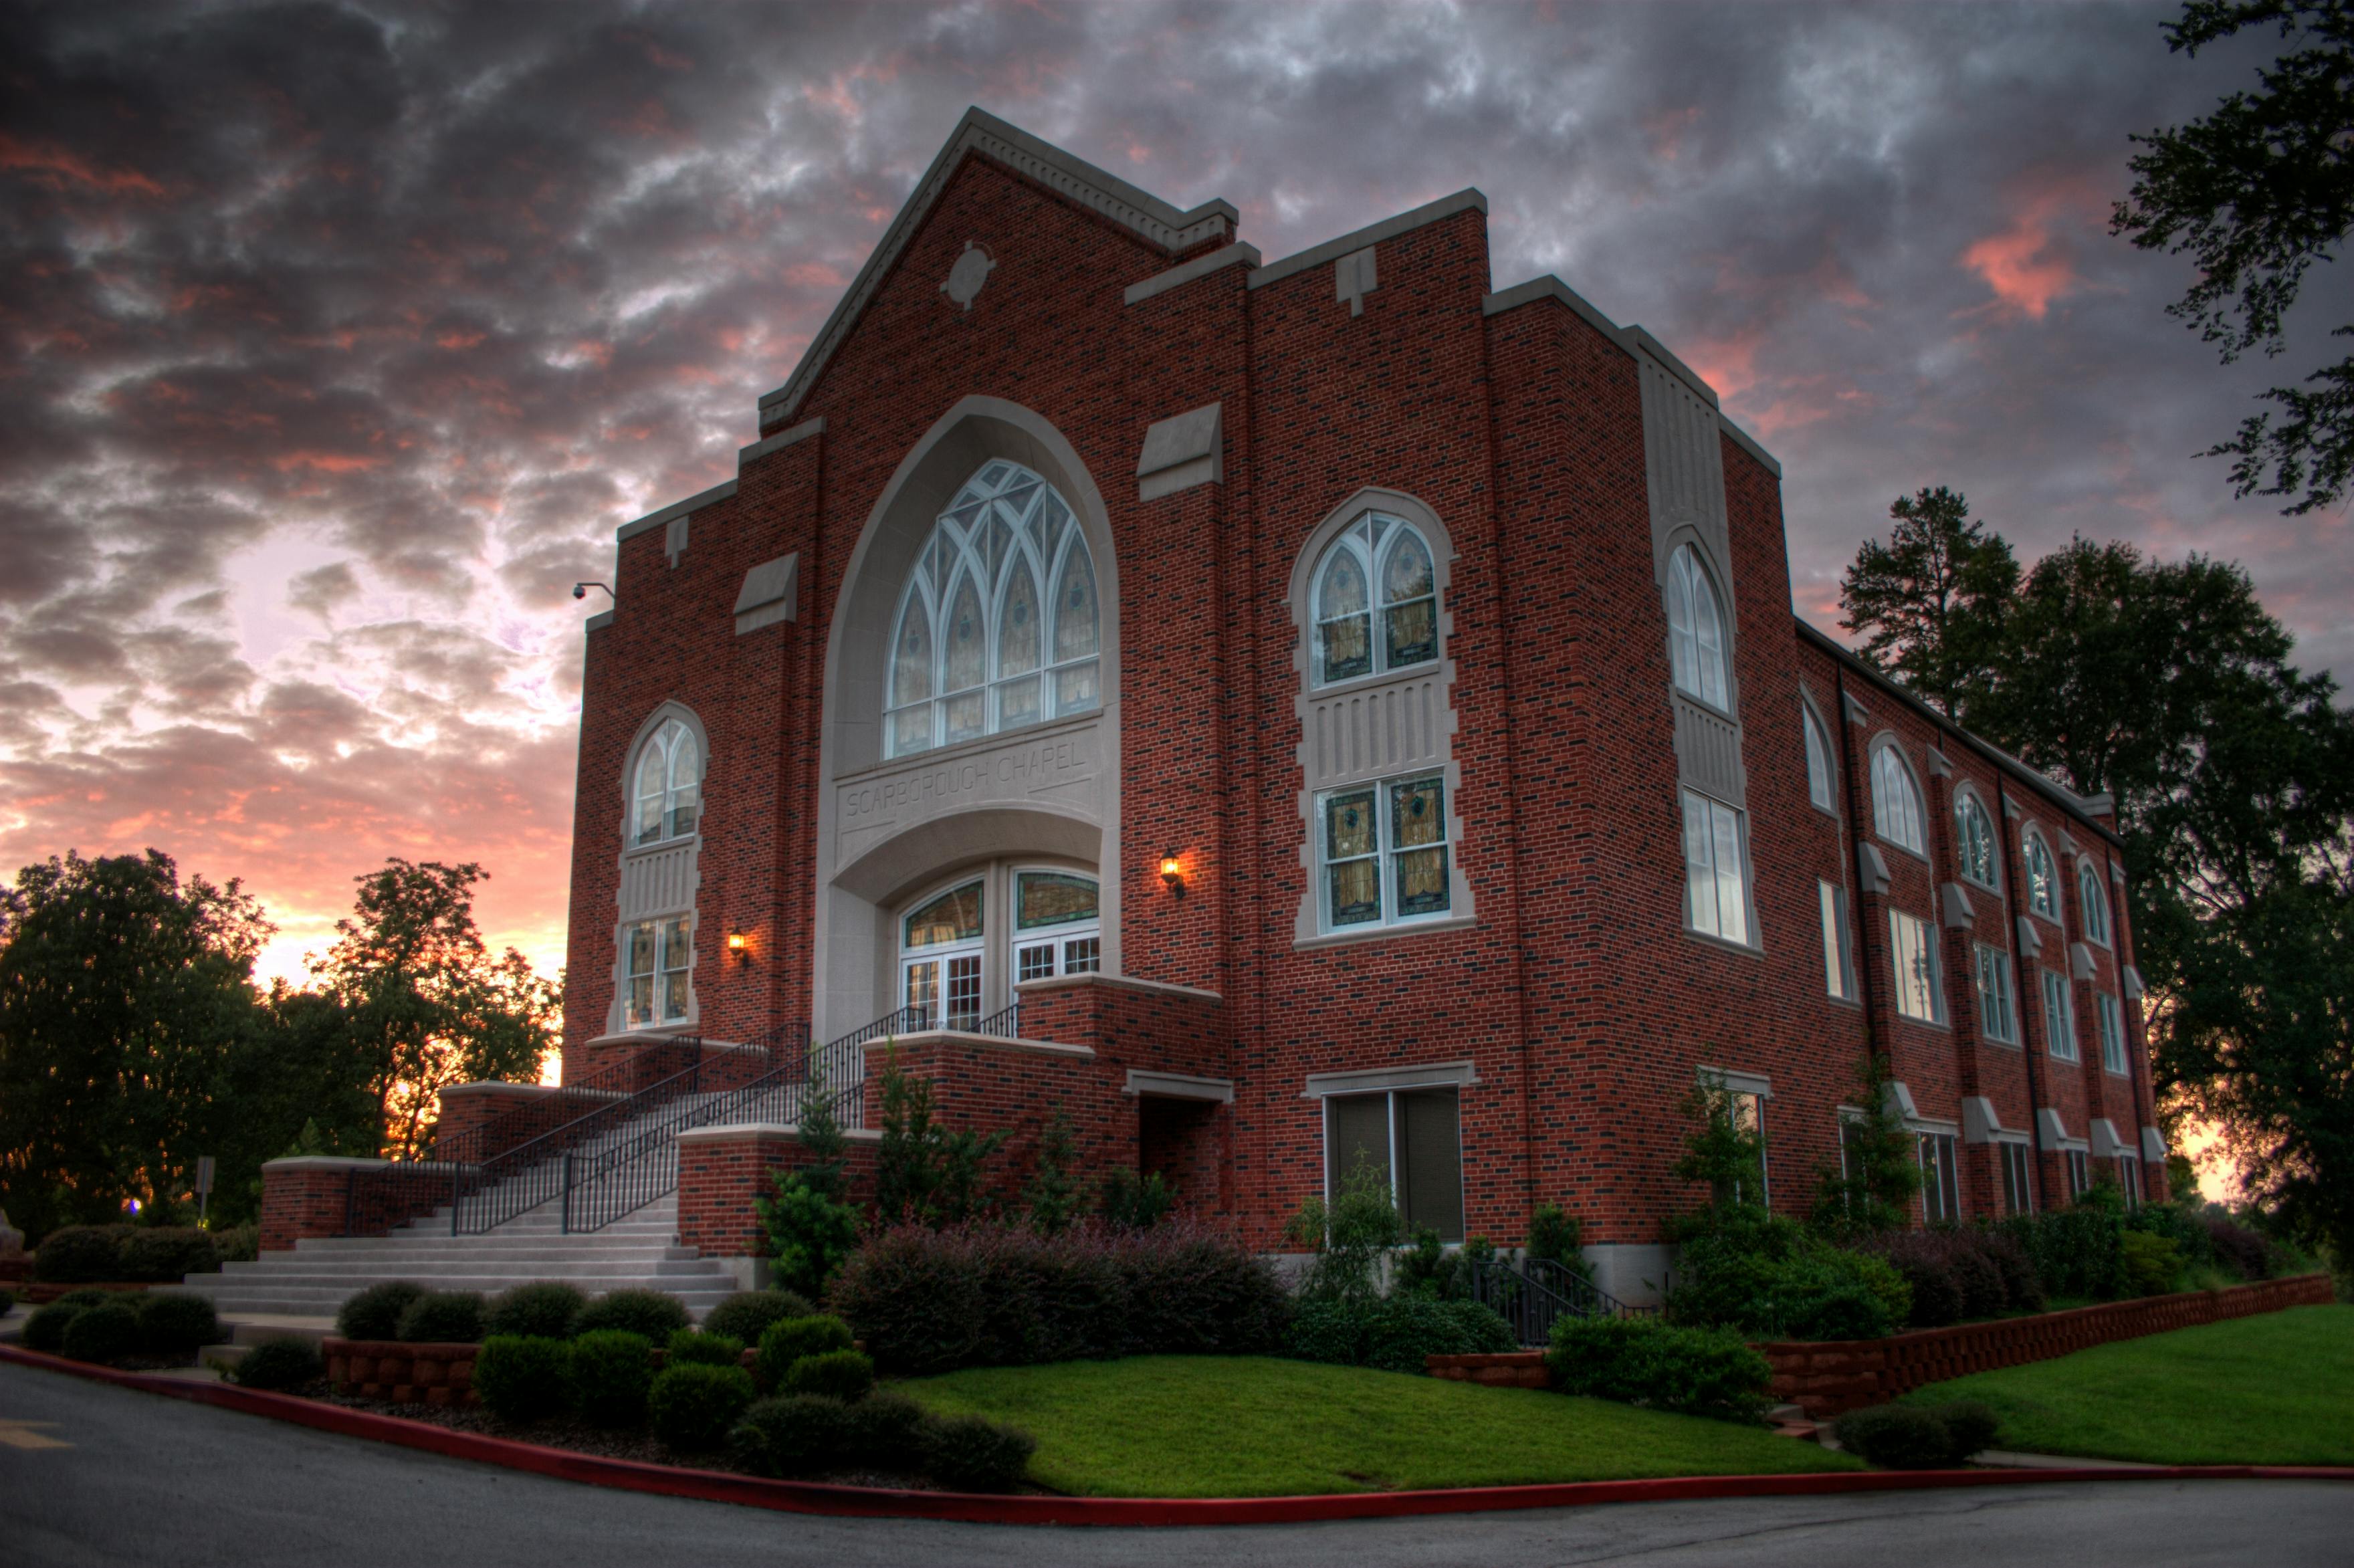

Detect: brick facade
[557, 111, 2165, 1276]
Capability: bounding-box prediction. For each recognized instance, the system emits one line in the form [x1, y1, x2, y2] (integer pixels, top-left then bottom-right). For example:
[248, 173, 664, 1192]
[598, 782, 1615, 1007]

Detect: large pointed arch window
[885, 463, 1099, 758]
[1871, 742, 1927, 856]
[1955, 790, 1999, 889]
[1665, 544, 1731, 711]
[633, 719, 702, 847]
[1311, 512, 1438, 687]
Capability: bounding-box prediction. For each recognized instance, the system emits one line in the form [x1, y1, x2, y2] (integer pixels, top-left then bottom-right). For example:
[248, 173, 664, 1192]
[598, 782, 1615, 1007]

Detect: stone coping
[883, 1028, 1095, 1060]
[675, 1123, 883, 1145]
[259, 1155, 391, 1173]
[1014, 972, 1222, 1004]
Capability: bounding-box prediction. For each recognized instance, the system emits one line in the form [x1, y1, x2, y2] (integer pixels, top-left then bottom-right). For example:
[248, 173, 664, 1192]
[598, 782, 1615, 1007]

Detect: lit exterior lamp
[726, 929, 752, 963]
[1160, 853, 1186, 899]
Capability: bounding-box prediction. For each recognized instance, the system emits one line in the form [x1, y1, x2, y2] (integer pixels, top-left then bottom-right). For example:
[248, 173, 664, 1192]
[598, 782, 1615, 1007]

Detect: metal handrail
[1467, 1256, 1659, 1347]
[449, 1042, 710, 1234]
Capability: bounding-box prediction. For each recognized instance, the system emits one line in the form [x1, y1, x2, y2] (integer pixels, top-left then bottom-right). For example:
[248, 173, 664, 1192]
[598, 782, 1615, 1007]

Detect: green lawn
[1902, 1303, 2354, 1466]
[898, 1355, 1862, 1497]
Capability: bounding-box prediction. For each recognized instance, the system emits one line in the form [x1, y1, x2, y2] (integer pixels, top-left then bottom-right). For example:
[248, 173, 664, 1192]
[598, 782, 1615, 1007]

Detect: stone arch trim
[812, 396, 1123, 1040]
[1864, 729, 1930, 863]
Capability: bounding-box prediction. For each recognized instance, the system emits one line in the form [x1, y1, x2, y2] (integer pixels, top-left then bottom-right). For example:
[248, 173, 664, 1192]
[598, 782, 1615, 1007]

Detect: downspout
[1830, 664, 1884, 1069]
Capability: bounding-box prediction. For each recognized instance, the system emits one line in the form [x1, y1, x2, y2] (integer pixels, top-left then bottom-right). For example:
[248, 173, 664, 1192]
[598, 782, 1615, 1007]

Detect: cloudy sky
[4, 1, 2344, 997]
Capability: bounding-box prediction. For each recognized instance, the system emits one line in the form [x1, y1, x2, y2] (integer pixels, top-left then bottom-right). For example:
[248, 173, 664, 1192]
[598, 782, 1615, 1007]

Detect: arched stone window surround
[1798, 689, 1838, 817]
[1286, 486, 1474, 945]
[1953, 783, 2002, 892]
[2020, 824, 2062, 923]
[1654, 524, 1755, 953]
[1306, 511, 1440, 689]
[1867, 734, 1929, 860]
[811, 397, 1122, 1042]
[609, 701, 711, 1035]
[2076, 858, 2111, 947]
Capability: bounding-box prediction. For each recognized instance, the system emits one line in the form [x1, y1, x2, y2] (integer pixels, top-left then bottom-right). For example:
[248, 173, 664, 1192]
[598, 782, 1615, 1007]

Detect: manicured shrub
[1670, 1208, 1909, 1339]
[1835, 1399, 2001, 1468]
[829, 1219, 1289, 1375]
[119, 1227, 219, 1282]
[23, 1302, 84, 1354]
[0, 1287, 13, 1315]
[234, 1336, 323, 1391]
[336, 1281, 425, 1341]
[756, 1315, 853, 1388]
[2204, 1213, 2274, 1280]
[1547, 1315, 1773, 1424]
[1860, 1232, 1967, 1328]
[2120, 1231, 2184, 1297]
[730, 1393, 849, 1477]
[1330, 1295, 1516, 1374]
[701, 1289, 814, 1347]
[566, 1330, 654, 1426]
[57, 1289, 116, 1308]
[33, 1225, 128, 1283]
[397, 1290, 486, 1343]
[574, 1289, 689, 1342]
[921, 1412, 1037, 1492]
[484, 1282, 584, 1341]
[62, 1301, 142, 1363]
[841, 1389, 928, 1468]
[1283, 1299, 1368, 1367]
[472, 1335, 570, 1422]
[136, 1292, 221, 1353]
[665, 1329, 745, 1367]
[2000, 1197, 2127, 1301]
[211, 1223, 260, 1264]
[650, 1362, 758, 1451]
[784, 1347, 875, 1402]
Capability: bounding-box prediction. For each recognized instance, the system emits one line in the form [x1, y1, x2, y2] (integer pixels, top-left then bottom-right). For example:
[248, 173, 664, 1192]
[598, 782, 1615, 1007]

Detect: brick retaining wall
[324, 1338, 481, 1407]
[1760, 1273, 2337, 1417]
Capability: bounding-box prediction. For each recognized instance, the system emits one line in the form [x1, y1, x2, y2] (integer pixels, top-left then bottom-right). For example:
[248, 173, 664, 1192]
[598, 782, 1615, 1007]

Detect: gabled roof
[756, 108, 1237, 432]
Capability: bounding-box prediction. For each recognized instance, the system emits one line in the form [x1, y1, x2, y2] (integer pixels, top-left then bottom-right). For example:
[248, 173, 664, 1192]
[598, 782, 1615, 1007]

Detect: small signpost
[194, 1155, 216, 1228]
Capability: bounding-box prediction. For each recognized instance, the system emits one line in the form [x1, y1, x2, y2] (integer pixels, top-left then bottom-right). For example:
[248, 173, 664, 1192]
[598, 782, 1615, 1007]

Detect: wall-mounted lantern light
[727, 929, 752, 963]
[1160, 853, 1186, 899]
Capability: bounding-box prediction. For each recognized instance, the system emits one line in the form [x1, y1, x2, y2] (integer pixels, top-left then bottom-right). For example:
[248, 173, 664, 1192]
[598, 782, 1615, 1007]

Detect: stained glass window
[1324, 789, 1381, 927]
[1956, 792, 1998, 886]
[1665, 544, 1730, 709]
[1016, 872, 1098, 929]
[2025, 832, 2059, 918]
[1309, 512, 1440, 687]
[1316, 774, 1451, 930]
[1390, 776, 1450, 919]
[884, 463, 1100, 757]
[632, 718, 702, 847]
[904, 881, 984, 948]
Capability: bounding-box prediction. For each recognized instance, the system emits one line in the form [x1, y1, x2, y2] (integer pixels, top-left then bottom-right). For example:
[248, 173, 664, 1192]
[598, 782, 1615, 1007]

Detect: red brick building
[564, 110, 2165, 1300]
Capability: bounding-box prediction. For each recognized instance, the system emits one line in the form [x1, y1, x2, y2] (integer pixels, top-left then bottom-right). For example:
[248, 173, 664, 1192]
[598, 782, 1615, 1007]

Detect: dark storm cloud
[1, 0, 2340, 974]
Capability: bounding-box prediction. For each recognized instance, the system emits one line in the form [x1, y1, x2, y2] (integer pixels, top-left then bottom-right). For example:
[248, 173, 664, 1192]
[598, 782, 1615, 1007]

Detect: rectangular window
[1319, 774, 1451, 931]
[658, 918, 691, 1022]
[1838, 1113, 1866, 1190]
[2042, 969, 2078, 1061]
[1918, 1131, 1961, 1223]
[1683, 790, 1751, 945]
[2097, 992, 2129, 1075]
[2000, 1141, 2034, 1215]
[1819, 881, 1856, 999]
[1975, 945, 2017, 1042]
[2065, 1147, 2090, 1200]
[1889, 910, 1945, 1022]
[2117, 1153, 2142, 1210]
[623, 918, 691, 1028]
[1322, 1088, 1464, 1242]
[1729, 1089, 1767, 1206]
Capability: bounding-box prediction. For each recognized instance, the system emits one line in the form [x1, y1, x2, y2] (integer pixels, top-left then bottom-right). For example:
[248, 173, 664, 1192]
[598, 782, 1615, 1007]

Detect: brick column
[259, 1156, 387, 1251]
[674, 1124, 879, 1259]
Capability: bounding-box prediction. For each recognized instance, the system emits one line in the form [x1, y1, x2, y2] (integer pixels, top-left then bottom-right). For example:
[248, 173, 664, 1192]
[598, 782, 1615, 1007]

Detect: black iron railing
[974, 1000, 1021, 1039]
[1466, 1256, 1660, 1347]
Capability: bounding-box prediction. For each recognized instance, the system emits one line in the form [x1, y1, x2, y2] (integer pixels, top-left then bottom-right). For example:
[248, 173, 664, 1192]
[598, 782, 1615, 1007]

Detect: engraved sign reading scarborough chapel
[839, 727, 1095, 836]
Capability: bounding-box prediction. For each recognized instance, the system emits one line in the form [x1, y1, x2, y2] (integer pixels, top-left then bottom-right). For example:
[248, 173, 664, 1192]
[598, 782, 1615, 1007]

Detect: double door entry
[899, 869, 1099, 1032]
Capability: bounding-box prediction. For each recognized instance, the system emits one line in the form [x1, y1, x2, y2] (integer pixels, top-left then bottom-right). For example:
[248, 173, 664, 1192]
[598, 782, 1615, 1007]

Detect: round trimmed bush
[23, 1302, 83, 1355]
[566, 1329, 654, 1426]
[782, 1347, 873, 1402]
[472, 1335, 570, 1423]
[841, 1389, 927, 1469]
[574, 1289, 689, 1342]
[701, 1289, 814, 1348]
[234, 1336, 323, 1391]
[755, 1315, 853, 1389]
[137, 1292, 222, 1353]
[57, 1289, 114, 1308]
[395, 1290, 485, 1344]
[34, 1226, 126, 1283]
[1547, 1315, 1774, 1424]
[484, 1281, 585, 1341]
[336, 1281, 425, 1341]
[649, 1361, 758, 1452]
[62, 1301, 142, 1363]
[920, 1412, 1036, 1492]
[1935, 1399, 2000, 1460]
[729, 1393, 849, 1477]
[120, 1227, 218, 1282]
[1834, 1403, 1963, 1469]
[665, 1329, 745, 1367]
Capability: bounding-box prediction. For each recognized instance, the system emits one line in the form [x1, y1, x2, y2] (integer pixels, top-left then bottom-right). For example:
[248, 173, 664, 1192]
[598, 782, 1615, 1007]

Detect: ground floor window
[2117, 1153, 2142, 1210]
[1999, 1139, 2034, 1215]
[623, 916, 691, 1027]
[2064, 1147, 2090, 1200]
[1918, 1131, 1960, 1222]
[1323, 1087, 1464, 1242]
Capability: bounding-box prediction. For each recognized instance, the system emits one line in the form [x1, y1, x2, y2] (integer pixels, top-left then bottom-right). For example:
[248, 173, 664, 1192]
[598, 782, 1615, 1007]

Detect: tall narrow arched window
[1311, 512, 1438, 686]
[633, 719, 702, 846]
[1802, 703, 1836, 812]
[2078, 863, 2111, 945]
[1665, 544, 1730, 710]
[1955, 791, 1998, 888]
[884, 462, 1097, 758]
[1871, 743, 1925, 855]
[2024, 831, 2059, 919]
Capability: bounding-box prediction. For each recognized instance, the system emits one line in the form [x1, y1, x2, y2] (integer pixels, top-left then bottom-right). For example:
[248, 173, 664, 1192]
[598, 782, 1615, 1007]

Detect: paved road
[3, 1360, 2346, 1567]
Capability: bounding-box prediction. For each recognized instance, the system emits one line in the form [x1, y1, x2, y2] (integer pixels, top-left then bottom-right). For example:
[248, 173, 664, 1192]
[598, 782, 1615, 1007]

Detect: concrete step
[279, 1240, 695, 1261]
[193, 1263, 730, 1290]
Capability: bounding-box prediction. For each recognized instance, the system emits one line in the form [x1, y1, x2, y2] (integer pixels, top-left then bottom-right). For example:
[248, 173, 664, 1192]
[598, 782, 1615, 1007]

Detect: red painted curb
[5, 1343, 2349, 1527]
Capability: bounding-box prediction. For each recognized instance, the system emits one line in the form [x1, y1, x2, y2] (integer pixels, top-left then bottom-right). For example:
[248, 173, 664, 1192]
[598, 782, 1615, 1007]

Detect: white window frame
[1683, 790, 1753, 947]
[631, 717, 703, 849]
[2042, 968, 2078, 1062]
[2024, 830, 2060, 921]
[1011, 869, 1102, 984]
[1870, 742, 1927, 857]
[1974, 943, 2018, 1043]
[2078, 862, 2111, 947]
[1315, 773, 1454, 933]
[1889, 909, 1946, 1023]
[1918, 1131, 1961, 1223]
[1999, 1139, 2034, 1215]
[1309, 512, 1441, 689]
[1954, 790, 2000, 891]
[1819, 880, 1857, 1000]
[1321, 1086, 1466, 1242]
[2096, 990, 2129, 1075]
[621, 915, 693, 1029]
[2065, 1147, 2091, 1200]
[2117, 1153, 2142, 1210]
[1802, 701, 1837, 814]
[1665, 543, 1732, 713]
[899, 877, 988, 1032]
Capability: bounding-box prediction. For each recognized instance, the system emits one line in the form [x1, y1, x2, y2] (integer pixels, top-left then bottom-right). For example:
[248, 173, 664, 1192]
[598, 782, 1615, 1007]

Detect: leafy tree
[1671, 1076, 1768, 1216]
[1810, 1054, 1925, 1240]
[756, 1055, 863, 1299]
[2112, 1, 2354, 514]
[0, 850, 269, 1237]
[871, 1050, 1006, 1226]
[1099, 1167, 1173, 1230]
[1021, 1111, 1086, 1236]
[1285, 1159, 1401, 1306]
[1838, 486, 2018, 719]
[316, 860, 558, 1159]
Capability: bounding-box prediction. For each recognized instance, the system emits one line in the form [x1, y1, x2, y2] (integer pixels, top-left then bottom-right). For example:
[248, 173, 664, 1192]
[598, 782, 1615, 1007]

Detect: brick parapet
[675, 1126, 881, 1259]
[258, 1158, 382, 1252]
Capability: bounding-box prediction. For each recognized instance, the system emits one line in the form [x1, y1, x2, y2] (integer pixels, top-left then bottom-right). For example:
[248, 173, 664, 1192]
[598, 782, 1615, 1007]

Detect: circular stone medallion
[941, 241, 996, 312]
